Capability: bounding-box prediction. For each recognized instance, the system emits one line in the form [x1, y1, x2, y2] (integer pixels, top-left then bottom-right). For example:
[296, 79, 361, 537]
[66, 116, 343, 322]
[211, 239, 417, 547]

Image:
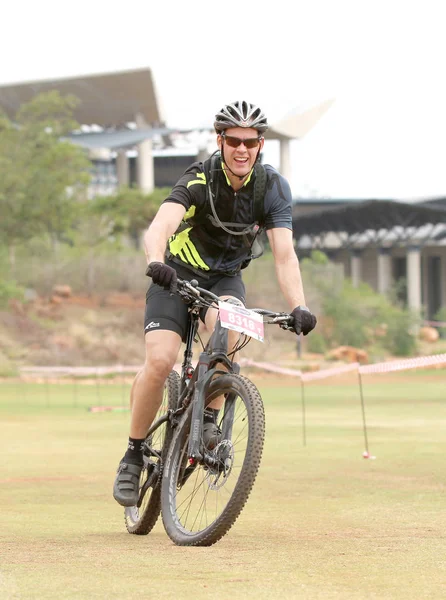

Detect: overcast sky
[1, 0, 445, 199]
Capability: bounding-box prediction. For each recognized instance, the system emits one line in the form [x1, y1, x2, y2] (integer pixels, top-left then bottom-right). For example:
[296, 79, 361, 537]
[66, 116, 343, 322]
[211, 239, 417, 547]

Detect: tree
[0, 112, 36, 264]
[0, 91, 91, 268]
[89, 186, 170, 248]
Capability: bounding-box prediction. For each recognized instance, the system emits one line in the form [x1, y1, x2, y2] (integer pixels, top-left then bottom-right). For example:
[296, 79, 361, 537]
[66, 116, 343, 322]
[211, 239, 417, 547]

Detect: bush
[0, 350, 18, 377]
[247, 250, 418, 357]
[383, 308, 417, 356]
[306, 332, 328, 354]
[0, 279, 24, 308]
[434, 307, 446, 338]
[302, 250, 329, 266]
[317, 278, 417, 357]
[8, 242, 147, 297]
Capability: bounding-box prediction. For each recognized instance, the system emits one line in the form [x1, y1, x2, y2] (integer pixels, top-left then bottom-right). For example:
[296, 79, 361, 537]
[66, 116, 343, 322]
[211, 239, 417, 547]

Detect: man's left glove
[146, 262, 177, 292]
[290, 306, 317, 336]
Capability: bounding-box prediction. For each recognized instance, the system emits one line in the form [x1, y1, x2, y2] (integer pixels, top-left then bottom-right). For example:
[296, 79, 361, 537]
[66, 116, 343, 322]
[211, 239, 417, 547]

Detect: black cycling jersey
[163, 159, 293, 275]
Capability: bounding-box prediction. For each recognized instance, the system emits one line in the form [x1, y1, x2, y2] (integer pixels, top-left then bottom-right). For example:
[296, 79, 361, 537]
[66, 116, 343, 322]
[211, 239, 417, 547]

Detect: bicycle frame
[143, 300, 239, 464]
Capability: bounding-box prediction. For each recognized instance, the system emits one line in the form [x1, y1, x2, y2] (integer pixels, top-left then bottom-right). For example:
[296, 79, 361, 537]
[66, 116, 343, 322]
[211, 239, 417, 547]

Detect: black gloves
[290, 306, 317, 336]
[146, 262, 177, 292]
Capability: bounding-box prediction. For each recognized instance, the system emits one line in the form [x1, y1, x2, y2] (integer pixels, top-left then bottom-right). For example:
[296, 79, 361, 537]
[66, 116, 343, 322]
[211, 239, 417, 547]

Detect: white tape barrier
[301, 362, 360, 382]
[19, 360, 300, 378]
[241, 358, 302, 377]
[20, 365, 141, 376]
[358, 353, 446, 375]
[423, 320, 446, 328]
[18, 353, 446, 382]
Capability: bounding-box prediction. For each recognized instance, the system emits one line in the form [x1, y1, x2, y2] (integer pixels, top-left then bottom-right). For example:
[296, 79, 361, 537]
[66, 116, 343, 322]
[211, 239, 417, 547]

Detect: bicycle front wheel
[161, 373, 265, 546]
[124, 370, 180, 535]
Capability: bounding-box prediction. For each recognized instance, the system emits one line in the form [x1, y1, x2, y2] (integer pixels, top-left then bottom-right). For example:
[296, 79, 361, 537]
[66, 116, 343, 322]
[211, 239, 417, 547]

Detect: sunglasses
[221, 133, 262, 149]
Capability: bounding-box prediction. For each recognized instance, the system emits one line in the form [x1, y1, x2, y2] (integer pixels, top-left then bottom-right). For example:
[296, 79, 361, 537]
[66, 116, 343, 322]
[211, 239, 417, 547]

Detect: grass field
[1, 370, 446, 599]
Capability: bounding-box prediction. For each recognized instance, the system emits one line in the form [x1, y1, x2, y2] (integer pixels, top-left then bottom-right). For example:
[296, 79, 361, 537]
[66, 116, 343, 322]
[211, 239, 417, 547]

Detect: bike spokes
[172, 392, 250, 533]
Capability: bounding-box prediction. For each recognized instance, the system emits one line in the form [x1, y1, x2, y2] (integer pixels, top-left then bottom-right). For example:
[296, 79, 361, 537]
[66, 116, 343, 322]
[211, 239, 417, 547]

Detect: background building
[292, 197, 446, 319]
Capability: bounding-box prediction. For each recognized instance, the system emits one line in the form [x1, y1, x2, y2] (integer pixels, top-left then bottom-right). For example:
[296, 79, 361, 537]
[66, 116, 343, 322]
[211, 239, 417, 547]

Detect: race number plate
[218, 301, 264, 342]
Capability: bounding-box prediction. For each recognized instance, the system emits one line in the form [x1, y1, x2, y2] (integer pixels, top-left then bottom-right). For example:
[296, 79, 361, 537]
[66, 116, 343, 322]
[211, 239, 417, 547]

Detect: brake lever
[183, 281, 200, 297]
[271, 315, 291, 323]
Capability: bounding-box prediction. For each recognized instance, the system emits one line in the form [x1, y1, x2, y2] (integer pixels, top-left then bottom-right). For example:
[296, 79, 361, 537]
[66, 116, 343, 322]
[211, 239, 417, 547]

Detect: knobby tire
[161, 373, 265, 546]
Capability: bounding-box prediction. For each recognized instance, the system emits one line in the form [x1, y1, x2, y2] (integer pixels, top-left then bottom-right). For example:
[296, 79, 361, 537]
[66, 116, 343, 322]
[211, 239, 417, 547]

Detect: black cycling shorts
[144, 258, 246, 341]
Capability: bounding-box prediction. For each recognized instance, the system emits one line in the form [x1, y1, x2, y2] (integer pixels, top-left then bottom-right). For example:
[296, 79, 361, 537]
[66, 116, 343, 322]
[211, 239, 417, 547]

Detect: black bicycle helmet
[214, 100, 268, 134]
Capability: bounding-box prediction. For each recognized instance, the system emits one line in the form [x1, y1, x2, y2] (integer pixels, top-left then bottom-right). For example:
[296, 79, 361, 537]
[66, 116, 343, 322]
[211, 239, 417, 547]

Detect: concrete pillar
[441, 253, 446, 310]
[407, 245, 422, 312]
[421, 253, 428, 312]
[197, 147, 209, 163]
[116, 150, 129, 187]
[350, 250, 362, 288]
[135, 113, 154, 194]
[279, 139, 291, 182]
[377, 247, 392, 295]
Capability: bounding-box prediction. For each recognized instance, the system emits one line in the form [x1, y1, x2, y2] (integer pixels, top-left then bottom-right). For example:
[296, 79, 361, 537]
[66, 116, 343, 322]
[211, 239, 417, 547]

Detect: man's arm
[143, 203, 186, 265]
[266, 227, 307, 310]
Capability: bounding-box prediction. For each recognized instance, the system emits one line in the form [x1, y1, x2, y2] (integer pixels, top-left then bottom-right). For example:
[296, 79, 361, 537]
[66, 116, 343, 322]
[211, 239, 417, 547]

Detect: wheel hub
[207, 440, 234, 490]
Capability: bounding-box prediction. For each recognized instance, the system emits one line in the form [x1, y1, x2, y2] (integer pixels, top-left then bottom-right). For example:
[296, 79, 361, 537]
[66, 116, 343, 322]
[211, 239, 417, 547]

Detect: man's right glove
[290, 306, 317, 336]
[146, 262, 177, 292]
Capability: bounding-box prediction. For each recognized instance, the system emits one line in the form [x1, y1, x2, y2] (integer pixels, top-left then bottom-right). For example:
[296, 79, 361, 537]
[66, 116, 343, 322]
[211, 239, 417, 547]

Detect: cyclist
[113, 100, 317, 506]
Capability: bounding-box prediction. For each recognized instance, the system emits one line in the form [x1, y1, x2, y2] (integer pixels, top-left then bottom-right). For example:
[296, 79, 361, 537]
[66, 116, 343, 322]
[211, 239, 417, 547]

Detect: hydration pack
[201, 153, 267, 267]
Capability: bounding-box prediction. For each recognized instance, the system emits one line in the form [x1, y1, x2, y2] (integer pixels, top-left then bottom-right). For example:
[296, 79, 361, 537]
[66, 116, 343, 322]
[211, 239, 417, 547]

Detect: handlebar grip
[169, 278, 178, 295]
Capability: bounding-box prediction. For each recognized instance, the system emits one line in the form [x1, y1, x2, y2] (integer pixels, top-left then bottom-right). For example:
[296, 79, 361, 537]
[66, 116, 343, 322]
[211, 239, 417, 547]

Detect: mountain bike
[123, 277, 295, 546]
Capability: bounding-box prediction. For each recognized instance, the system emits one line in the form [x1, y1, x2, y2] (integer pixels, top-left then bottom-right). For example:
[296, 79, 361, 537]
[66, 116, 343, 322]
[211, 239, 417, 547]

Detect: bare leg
[129, 369, 142, 411]
[129, 330, 182, 439]
[113, 329, 183, 507]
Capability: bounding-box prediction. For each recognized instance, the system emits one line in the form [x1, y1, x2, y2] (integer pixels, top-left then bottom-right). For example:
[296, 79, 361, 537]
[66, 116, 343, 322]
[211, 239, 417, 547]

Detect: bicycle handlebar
[174, 277, 294, 330]
[175, 277, 220, 304]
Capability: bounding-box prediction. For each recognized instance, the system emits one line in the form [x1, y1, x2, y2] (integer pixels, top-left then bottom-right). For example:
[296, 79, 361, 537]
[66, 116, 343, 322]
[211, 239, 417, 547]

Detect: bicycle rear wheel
[161, 373, 265, 546]
[124, 370, 180, 535]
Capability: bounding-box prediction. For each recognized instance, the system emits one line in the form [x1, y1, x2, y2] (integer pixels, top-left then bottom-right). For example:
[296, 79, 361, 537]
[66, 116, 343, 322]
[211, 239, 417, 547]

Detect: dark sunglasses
[221, 133, 262, 149]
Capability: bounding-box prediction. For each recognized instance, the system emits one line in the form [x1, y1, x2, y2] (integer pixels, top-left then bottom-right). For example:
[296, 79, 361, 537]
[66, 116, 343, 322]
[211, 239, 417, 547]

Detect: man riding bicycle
[113, 100, 317, 507]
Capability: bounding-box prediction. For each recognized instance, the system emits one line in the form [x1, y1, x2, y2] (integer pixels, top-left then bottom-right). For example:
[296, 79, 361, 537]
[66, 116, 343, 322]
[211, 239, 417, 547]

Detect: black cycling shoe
[113, 461, 143, 507]
[202, 422, 222, 451]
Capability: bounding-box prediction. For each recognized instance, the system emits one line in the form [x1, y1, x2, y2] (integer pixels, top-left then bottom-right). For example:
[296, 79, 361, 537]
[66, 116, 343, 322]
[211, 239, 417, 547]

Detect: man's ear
[217, 134, 222, 150]
[259, 137, 265, 150]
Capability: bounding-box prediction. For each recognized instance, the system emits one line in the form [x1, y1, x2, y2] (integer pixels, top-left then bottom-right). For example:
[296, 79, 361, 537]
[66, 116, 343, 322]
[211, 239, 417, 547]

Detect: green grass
[1, 372, 446, 599]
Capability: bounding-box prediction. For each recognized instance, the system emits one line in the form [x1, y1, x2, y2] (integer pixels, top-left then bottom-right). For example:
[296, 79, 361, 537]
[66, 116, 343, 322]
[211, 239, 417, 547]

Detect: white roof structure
[0, 67, 162, 127]
[265, 98, 335, 141]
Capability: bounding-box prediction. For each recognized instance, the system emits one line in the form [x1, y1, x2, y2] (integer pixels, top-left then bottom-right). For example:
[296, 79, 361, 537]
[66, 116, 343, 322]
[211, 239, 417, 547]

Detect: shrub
[434, 307, 446, 339]
[0, 351, 18, 377]
[306, 332, 328, 354]
[383, 308, 418, 356]
[317, 278, 417, 356]
[0, 279, 24, 308]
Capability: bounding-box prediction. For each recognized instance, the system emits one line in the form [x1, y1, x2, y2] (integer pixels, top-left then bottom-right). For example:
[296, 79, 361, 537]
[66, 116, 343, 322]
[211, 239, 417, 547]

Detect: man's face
[217, 127, 264, 179]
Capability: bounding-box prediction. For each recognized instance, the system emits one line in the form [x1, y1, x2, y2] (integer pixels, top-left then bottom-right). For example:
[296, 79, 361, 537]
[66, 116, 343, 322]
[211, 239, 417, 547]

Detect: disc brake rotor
[207, 440, 234, 490]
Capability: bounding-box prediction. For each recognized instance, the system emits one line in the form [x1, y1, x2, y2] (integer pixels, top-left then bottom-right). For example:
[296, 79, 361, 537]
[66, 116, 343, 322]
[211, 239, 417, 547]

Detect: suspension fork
[187, 312, 243, 460]
[187, 316, 232, 461]
[180, 310, 199, 395]
[187, 357, 215, 461]
[208, 315, 243, 440]
[220, 362, 240, 441]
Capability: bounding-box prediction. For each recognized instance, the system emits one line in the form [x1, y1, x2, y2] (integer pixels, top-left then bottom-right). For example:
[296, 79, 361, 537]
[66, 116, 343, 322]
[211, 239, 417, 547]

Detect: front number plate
[218, 301, 264, 342]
